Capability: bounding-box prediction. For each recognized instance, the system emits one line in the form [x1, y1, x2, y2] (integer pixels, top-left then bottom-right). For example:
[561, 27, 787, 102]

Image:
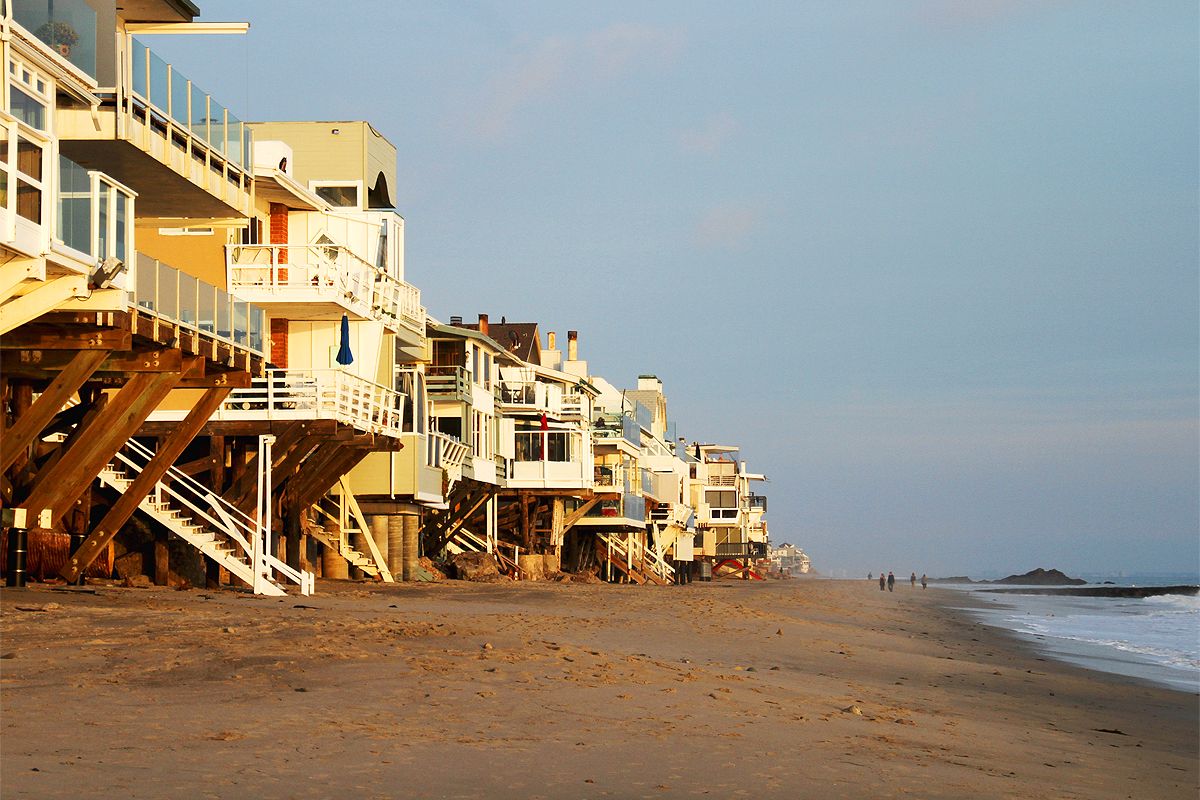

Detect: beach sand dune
[2, 579, 1195, 799]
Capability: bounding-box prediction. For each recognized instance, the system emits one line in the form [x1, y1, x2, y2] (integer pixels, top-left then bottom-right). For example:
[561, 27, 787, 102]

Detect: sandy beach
[1, 578, 1196, 799]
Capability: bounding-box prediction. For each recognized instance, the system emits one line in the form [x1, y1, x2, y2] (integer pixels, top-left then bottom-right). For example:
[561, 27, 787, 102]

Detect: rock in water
[993, 568, 1086, 586]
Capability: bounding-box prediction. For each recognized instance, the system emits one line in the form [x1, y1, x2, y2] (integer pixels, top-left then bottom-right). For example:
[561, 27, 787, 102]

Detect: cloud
[680, 111, 739, 155]
[467, 23, 683, 141]
[694, 203, 761, 249]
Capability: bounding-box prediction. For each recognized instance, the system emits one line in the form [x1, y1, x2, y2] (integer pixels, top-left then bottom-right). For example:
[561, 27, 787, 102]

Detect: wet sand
[1, 578, 1196, 799]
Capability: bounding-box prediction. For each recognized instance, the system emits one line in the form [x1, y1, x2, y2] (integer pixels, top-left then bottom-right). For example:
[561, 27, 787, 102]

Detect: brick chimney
[478, 313, 489, 336]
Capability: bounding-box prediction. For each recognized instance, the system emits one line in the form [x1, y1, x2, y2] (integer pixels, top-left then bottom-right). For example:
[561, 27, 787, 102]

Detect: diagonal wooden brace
[20, 370, 183, 526]
[0, 350, 109, 474]
[60, 386, 232, 583]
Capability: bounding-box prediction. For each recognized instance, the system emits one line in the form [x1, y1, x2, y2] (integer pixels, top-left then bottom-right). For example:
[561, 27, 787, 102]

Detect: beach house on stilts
[0, 0, 292, 590]
[137, 120, 425, 590]
[689, 444, 769, 580]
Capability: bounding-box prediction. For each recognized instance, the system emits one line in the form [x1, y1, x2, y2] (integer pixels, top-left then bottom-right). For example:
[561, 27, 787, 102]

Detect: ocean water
[950, 576, 1200, 693]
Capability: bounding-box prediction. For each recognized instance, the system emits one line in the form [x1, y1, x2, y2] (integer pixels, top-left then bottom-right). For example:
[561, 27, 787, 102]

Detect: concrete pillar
[321, 522, 349, 580]
[368, 514, 389, 571]
[321, 545, 349, 580]
[402, 510, 419, 581]
[387, 515, 405, 578]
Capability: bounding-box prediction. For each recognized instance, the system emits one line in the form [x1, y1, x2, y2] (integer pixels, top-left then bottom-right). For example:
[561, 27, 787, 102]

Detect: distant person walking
[879, 573, 886, 591]
[910, 572, 917, 587]
[887, 571, 895, 592]
[921, 574, 928, 590]
[868, 572, 873, 581]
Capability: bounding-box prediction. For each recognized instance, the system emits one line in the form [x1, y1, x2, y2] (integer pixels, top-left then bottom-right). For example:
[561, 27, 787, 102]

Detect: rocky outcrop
[993, 568, 1085, 586]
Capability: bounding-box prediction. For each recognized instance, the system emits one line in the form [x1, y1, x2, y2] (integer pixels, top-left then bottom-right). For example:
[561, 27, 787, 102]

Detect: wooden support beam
[0, 328, 131, 351]
[60, 385, 232, 582]
[291, 447, 373, 511]
[3, 348, 183, 374]
[560, 496, 605, 533]
[0, 350, 108, 474]
[21, 371, 181, 526]
[0, 275, 89, 335]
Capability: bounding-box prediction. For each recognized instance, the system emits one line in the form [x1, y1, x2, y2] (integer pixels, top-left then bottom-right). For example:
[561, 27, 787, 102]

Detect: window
[312, 182, 360, 209]
[706, 490, 738, 520]
[159, 226, 215, 236]
[7, 59, 50, 131]
[14, 135, 44, 223]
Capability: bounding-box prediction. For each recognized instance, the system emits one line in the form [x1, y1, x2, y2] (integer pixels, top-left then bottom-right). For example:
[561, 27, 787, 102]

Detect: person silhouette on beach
[868, 572, 873, 581]
[921, 573, 928, 589]
[910, 572, 917, 587]
[887, 571, 895, 592]
[879, 573, 886, 591]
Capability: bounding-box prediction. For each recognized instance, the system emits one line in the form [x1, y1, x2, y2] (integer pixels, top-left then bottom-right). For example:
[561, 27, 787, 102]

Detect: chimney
[567, 330, 578, 361]
[478, 313, 489, 336]
[449, 315, 463, 326]
[547, 331, 556, 350]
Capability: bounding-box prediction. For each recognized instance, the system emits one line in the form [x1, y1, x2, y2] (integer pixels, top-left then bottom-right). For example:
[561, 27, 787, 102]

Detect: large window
[7, 58, 50, 131]
[706, 490, 739, 521]
[311, 181, 361, 209]
[514, 430, 571, 462]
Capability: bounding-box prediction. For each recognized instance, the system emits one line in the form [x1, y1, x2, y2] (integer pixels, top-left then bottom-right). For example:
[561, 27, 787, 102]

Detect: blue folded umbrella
[335, 314, 354, 365]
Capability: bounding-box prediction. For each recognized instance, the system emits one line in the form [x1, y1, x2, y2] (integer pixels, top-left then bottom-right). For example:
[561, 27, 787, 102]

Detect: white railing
[135, 253, 266, 356]
[428, 430, 469, 472]
[211, 369, 404, 437]
[113, 437, 312, 595]
[226, 243, 424, 335]
[707, 475, 737, 487]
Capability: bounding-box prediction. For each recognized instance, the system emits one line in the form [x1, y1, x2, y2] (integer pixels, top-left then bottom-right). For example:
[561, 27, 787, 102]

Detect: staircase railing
[114, 437, 312, 595]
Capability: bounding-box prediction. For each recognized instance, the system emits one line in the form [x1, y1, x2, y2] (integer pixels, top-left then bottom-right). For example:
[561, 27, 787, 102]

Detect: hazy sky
[154, 1, 1198, 577]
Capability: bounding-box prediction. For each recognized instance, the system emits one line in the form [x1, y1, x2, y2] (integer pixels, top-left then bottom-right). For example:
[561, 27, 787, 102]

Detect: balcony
[746, 494, 767, 512]
[577, 492, 646, 528]
[169, 369, 404, 437]
[507, 430, 590, 488]
[55, 154, 136, 273]
[594, 464, 631, 493]
[134, 253, 265, 357]
[715, 541, 767, 559]
[425, 365, 471, 403]
[10, 0, 98, 80]
[592, 412, 640, 450]
[56, 38, 252, 218]
[226, 244, 424, 338]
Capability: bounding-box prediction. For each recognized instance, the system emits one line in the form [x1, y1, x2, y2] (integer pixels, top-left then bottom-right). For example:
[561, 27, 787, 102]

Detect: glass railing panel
[148, 48, 169, 110]
[189, 83, 206, 142]
[232, 300, 249, 347]
[208, 99, 226, 156]
[12, 0, 98, 78]
[177, 271, 197, 326]
[242, 127, 252, 170]
[170, 71, 188, 129]
[225, 114, 242, 165]
[216, 293, 231, 340]
[135, 254, 157, 311]
[157, 261, 177, 320]
[197, 282, 215, 334]
[248, 306, 264, 352]
[56, 154, 91, 254]
[130, 38, 148, 97]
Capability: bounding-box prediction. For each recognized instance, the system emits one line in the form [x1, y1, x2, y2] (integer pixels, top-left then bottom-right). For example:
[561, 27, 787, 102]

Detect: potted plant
[35, 21, 78, 58]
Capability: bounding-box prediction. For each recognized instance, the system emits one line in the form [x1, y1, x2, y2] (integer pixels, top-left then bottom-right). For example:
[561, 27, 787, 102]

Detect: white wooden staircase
[305, 478, 393, 582]
[97, 438, 314, 596]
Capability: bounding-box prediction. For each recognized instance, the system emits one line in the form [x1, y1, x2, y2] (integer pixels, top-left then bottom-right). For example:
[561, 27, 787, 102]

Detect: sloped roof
[461, 321, 541, 364]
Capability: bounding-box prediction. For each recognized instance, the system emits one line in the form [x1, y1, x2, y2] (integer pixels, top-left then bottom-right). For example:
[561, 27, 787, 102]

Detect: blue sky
[155, 1, 1198, 577]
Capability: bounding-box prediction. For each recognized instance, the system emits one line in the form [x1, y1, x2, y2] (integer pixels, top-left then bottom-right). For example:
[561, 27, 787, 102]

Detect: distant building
[769, 543, 811, 575]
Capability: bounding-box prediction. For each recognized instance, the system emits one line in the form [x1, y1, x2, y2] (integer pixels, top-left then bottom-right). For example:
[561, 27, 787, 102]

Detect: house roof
[460, 321, 541, 364]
